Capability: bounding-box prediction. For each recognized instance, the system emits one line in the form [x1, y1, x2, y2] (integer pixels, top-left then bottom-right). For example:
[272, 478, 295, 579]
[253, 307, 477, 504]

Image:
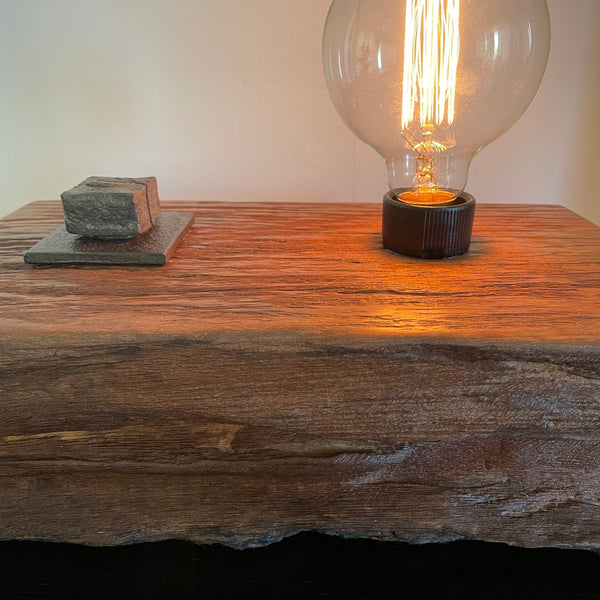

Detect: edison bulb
[323, 0, 551, 257]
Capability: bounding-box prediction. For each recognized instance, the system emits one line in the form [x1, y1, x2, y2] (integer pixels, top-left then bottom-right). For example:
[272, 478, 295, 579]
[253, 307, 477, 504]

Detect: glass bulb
[323, 0, 551, 206]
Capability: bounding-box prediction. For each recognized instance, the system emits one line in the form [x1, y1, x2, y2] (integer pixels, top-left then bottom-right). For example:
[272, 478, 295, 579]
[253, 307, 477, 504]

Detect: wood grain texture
[1, 201, 599, 549]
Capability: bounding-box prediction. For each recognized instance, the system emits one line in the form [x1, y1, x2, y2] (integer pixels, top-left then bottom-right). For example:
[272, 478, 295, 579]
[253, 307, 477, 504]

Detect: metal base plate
[24, 212, 195, 266]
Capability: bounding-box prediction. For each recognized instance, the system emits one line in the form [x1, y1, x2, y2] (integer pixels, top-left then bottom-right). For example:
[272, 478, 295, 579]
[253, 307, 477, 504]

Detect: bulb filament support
[402, 0, 460, 130]
[399, 0, 461, 205]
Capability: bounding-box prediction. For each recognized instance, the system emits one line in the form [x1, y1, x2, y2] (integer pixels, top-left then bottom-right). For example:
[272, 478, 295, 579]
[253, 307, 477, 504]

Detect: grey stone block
[61, 176, 161, 239]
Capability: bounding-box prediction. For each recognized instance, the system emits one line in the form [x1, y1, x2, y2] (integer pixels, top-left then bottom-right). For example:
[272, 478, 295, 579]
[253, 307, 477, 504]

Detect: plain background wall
[0, 0, 599, 225]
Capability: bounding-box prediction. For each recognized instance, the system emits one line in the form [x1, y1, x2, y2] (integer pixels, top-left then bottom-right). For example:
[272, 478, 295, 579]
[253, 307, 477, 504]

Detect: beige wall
[0, 0, 598, 225]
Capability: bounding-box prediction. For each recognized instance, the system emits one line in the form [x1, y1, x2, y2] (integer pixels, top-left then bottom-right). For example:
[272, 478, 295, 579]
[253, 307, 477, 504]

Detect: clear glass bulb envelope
[323, 0, 551, 205]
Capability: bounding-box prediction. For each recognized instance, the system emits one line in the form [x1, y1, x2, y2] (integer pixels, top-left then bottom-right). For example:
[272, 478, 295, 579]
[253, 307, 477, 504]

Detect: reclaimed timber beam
[0, 201, 599, 549]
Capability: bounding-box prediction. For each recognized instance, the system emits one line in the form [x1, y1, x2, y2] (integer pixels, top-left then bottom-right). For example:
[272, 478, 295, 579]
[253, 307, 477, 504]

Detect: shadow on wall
[565, 14, 600, 226]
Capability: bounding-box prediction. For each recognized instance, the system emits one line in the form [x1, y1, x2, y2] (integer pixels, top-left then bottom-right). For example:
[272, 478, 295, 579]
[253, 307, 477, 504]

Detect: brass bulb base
[382, 190, 476, 259]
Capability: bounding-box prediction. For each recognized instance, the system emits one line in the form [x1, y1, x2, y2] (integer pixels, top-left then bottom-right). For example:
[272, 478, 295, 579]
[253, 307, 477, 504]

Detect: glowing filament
[401, 0, 460, 130]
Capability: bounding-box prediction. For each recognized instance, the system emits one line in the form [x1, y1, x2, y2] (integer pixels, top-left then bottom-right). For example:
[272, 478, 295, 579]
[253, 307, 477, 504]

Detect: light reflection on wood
[0, 201, 598, 345]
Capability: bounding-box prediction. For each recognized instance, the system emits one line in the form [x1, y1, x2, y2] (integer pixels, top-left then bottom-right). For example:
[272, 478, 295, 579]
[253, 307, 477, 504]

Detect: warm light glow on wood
[402, 0, 460, 130]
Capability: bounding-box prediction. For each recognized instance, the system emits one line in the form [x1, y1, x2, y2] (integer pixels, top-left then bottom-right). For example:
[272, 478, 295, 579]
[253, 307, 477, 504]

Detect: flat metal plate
[24, 212, 195, 266]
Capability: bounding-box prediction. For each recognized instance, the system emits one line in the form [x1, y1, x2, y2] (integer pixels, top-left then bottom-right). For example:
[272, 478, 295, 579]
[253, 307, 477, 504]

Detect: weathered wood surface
[0, 201, 599, 549]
